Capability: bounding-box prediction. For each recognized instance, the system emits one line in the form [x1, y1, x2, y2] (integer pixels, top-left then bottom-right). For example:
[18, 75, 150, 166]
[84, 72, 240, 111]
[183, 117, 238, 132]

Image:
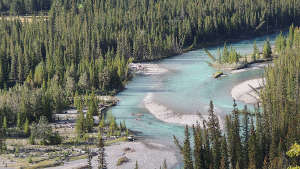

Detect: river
[109, 33, 279, 168]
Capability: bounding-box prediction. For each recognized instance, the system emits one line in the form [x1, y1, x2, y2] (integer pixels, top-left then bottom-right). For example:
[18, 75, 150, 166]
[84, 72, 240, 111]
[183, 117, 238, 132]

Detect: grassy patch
[116, 156, 129, 166]
[105, 136, 128, 146]
[26, 160, 61, 169]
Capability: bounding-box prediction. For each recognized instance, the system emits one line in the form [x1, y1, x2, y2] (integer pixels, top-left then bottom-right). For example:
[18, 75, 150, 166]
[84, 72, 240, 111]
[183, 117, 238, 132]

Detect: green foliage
[217, 44, 241, 64]
[86, 108, 94, 132]
[24, 118, 29, 135]
[177, 28, 300, 169]
[262, 39, 272, 58]
[98, 132, 107, 169]
[275, 32, 286, 54]
[99, 116, 105, 129]
[17, 112, 22, 129]
[75, 108, 86, 138]
[252, 41, 259, 61]
[34, 61, 46, 87]
[0, 128, 6, 153]
[0, 0, 299, 128]
[183, 125, 194, 169]
[29, 133, 35, 145]
[287, 143, 300, 168]
[116, 156, 129, 166]
[2, 116, 7, 135]
[30, 116, 61, 145]
[134, 161, 139, 169]
[287, 143, 300, 158]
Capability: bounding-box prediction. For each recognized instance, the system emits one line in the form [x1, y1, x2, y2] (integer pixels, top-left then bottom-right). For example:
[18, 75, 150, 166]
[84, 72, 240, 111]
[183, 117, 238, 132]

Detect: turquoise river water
[109, 33, 280, 168]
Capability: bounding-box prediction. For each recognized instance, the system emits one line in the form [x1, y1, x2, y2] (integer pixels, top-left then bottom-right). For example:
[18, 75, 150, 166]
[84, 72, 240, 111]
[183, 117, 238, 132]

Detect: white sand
[231, 78, 264, 104]
[130, 63, 168, 75]
[143, 93, 224, 128]
[144, 93, 201, 126]
[48, 141, 178, 169]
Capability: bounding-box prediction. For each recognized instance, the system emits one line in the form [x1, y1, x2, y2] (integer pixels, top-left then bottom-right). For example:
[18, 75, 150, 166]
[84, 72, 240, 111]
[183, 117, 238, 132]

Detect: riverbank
[144, 93, 225, 129]
[48, 141, 178, 169]
[144, 93, 202, 126]
[230, 61, 272, 74]
[130, 63, 169, 75]
[231, 78, 264, 104]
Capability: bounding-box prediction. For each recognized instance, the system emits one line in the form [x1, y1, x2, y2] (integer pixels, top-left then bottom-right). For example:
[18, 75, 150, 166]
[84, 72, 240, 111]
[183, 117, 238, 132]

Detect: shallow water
[109, 33, 280, 167]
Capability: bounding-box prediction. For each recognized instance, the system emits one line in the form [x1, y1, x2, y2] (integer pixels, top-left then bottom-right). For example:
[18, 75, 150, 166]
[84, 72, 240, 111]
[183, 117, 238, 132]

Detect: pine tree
[75, 107, 86, 138]
[88, 149, 92, 169]
[248, 119, 257, 169]
[162, 159, 167, 169]
[229, 100, 242, 168]
[98, 132, 107, 169]
[183, 125, 194, 169]
[262, 39, 272, 58]
[134, 161, 139, 169]
[235, 161, 240, 169]
[17, 112, 22, 129]
[24, 118, 29, 136]
[193, 124, 204, 169]
[74, 91, 81, 109]
[242, 106, 249, 167]
[252, 40, 259, 61]
[99, 116, 105, 129]
[2, 116, 7, 136]
[207, 101, 221, 169]
[108, 116, 117, 136]
[0, 128, 5, 153]
[86, 107, 94, 132]
[220, 135, 229, 169]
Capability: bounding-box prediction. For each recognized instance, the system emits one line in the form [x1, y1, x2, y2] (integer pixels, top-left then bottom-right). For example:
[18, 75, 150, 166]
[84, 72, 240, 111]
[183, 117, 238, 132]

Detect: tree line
[0, 0, 300, 143]
[175, 26, 300, 169]
[0, 0, 53, 15]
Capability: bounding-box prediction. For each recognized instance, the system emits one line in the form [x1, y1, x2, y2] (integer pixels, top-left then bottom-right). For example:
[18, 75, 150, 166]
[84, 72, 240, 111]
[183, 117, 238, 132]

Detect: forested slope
[0, 0, 300, 125]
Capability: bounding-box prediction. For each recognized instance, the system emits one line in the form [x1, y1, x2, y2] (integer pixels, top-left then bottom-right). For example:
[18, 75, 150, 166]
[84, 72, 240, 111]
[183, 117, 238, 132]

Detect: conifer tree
[2, 116, 7, 136]
[162, 159, 167, 169]
[193, 124, 204, 169]
[75, 107, 86, 138]
[17, 112, 22, 129]
[24, 118, 29, 136]
[134, 161, 139, 169]
[248, 119, 257, 169]
[86, 106, 94, 132]
[0, 128, 5, 153]
[88, 149, 92, 169]
[99, 116, 105, 129]
[207, 101, 221, 169]
[183, 125, 194, 169]
[252, 41, 259, 61]
[263, 39, 272, 58]
[220, 135, 229, 169]
[242, 106, 250, 167]
[98, 132, 107, 169]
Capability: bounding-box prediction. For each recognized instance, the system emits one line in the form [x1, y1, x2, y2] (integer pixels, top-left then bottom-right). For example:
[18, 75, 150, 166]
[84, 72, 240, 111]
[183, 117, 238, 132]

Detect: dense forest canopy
[0, 0, 53, 15]
[0, 0, 299, 128]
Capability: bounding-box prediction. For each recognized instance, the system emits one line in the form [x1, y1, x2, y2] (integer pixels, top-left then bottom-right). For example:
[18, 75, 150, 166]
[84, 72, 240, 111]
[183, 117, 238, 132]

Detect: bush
[46, 132, 62, 145]
[117, 156, 129, 166]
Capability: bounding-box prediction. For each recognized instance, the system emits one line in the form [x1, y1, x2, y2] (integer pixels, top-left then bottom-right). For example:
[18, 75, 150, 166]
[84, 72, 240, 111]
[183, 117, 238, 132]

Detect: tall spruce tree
[207, 101, 221, 169]
[220, 135, 229, 169]
[98, 132, 107, 169]
[183, 125, 194, 169]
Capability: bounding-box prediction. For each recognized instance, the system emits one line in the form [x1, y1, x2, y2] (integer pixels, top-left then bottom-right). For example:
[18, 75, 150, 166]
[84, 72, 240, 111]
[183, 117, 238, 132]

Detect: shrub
[117, 156, 129, 166]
